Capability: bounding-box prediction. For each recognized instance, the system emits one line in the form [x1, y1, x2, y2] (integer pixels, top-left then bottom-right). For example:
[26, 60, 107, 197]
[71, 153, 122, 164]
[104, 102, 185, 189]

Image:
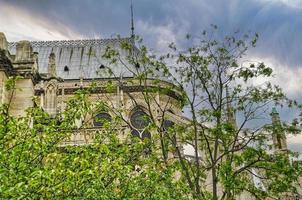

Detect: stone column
[0, 32, 9, 104]
[0, 32, 8, 51]
[10, 40, 35, 117]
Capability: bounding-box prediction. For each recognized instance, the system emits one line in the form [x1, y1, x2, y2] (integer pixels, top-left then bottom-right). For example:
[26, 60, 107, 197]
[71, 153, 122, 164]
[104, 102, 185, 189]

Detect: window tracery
[130, 107, 151, 140]
[93, 112, 112, 127]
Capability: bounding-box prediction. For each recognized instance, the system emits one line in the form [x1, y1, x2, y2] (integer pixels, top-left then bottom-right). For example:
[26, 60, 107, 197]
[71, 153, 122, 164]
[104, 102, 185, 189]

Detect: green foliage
[0, 85, 188, 199]
[149, 27, 302, 199]
[1, 27, 302, 200]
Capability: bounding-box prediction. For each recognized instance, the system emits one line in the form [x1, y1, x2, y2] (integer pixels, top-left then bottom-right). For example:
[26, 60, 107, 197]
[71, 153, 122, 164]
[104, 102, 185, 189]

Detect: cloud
[0, 2, 82, 41]
[136, 20, 184, 52]
[2, 0, 301, 68]
[264, 0, 302, 9]
[246, 56, 302, 98]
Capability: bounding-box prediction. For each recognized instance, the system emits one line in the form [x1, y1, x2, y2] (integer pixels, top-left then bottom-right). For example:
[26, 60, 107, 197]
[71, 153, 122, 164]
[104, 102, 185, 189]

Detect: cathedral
[0, 32, 185, 146]
[1, 31, 300, 199]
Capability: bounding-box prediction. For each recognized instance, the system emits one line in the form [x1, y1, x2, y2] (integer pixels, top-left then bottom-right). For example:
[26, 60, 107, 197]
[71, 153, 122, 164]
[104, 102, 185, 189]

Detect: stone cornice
[34, 84, 181, 101]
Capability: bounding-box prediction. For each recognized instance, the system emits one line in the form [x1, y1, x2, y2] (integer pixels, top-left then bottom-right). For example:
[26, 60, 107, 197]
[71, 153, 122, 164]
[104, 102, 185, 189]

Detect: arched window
[130, 108, 152, 140]
[163, 120, 175, 131]
[162, 120, 176, 157]
[135, 63, 140, 69]
[45, 84, 56, 115]
[93, 112, 112, 127]
[130, 109, 150, 130]
[64, 65, 69, 72]
[142, 131, 151, 140]
[131, 129, 140, 138]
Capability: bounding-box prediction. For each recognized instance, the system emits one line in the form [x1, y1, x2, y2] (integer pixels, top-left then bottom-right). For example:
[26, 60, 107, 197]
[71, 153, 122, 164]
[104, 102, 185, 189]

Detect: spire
[270, 107, 288, 152]
[270, 107, 280, 122]
[271, 107, 278, 115]
[130, 0, 135, 38]
[226, 86, 237, 129]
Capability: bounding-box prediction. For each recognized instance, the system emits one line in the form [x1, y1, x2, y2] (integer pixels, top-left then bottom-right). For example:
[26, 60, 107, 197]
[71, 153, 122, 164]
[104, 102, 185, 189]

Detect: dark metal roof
[8, 38, 141, 80]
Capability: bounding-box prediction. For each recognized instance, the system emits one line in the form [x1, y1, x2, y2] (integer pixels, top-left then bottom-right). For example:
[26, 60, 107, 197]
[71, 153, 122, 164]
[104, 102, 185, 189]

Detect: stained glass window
[131, 129, 140, 138]
[142, 131, 151, 140]
[93, 112, 112, 127]
[163, 120, 175, 131]
[130, 109, 150, 130]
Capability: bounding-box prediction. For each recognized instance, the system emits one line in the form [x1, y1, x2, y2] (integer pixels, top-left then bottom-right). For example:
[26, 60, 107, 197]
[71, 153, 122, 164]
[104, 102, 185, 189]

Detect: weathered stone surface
[15, 40, 32, 62]
[9, 79, 34, 116]
[0, 32, 8, 51]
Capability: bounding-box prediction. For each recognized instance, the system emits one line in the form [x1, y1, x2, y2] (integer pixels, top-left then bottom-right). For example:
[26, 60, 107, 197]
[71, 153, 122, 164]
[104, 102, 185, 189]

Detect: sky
[0, 0, 302, 150]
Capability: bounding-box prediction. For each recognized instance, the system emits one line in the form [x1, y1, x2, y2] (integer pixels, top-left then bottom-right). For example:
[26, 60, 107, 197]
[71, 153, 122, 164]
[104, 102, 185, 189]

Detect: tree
[0, 26, 301, 200]
[155, 28, 302, 199]
[101, 28, 302, 199]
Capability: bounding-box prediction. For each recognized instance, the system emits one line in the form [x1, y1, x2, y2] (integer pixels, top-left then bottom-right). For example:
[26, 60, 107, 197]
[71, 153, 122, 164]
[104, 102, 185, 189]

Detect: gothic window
[135, 63, 140, 69]
[162, 120, 176, 158]
[130, 108, 152, 140]
[130, 109, 150, 130]
[163, 120, 176, 141]
[64, 65, 69, 72]
[163, 120, 175, 132]
[45, 84, 56, 115]
[93, 112, 112, 127]
[131, 129, 140, 138]
[142, 131, 151, 140]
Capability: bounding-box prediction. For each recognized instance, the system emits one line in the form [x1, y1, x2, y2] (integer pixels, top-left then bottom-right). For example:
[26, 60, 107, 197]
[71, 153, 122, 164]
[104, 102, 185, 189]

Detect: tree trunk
[212, 165, 217, 200]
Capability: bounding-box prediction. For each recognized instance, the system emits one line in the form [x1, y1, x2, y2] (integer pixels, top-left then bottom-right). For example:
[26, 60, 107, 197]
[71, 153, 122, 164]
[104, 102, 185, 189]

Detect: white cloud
[137, 20, 183, 53]
[262, 0, 302, 9]
[0, 2, 82, 41]
[246, 56, 302, 97]
[245, 56, 302, 151]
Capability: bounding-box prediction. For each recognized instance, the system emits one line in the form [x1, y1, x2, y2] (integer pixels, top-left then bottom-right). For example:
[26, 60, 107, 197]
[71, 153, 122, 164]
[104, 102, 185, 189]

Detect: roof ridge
[8, 37, 132, 48]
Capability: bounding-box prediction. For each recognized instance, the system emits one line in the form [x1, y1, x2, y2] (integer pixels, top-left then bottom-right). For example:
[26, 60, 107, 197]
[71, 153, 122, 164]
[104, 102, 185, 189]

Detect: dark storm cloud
[2, 0, 301, 68]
